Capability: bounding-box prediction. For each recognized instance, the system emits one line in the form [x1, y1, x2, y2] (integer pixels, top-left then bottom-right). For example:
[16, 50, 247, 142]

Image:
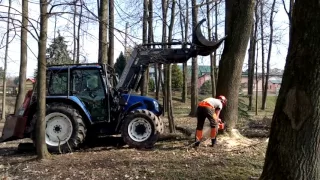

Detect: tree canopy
[46, 32, 73, 65]
[114, 51, 126, 76]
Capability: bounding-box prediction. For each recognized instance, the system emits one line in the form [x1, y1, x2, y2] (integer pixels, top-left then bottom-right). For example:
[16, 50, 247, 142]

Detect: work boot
[194, 141, 200, 148]
[210, 138, 217, 147]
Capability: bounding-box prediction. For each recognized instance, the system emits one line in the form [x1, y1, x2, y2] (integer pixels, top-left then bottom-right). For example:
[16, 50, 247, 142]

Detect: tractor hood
[121, 94, 162, 116]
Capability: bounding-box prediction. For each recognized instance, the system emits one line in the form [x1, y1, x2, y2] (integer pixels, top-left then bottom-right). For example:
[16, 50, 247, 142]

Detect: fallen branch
[158, 133, 190, 141]
[175, 125, 194, 137]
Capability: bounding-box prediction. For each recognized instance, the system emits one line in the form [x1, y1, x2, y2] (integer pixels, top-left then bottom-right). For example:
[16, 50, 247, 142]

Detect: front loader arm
[116, 19, 227, 92]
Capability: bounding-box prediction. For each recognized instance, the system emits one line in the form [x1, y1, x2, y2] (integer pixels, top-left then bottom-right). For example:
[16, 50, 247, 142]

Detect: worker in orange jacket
[194, 95, 227, 147]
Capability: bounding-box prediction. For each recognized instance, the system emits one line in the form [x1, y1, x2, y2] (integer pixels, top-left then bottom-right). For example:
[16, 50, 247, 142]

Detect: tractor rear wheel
[31, 103, 87, 153]
[121, 109, 160, 149]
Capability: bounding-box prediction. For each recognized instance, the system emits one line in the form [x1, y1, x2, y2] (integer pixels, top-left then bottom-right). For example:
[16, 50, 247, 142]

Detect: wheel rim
[127, 118, 152, 142]
[45, 112, 73, 147]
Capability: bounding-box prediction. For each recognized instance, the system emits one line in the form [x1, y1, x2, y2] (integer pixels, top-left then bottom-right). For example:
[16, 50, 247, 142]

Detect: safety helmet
[217, 95, 227, 106]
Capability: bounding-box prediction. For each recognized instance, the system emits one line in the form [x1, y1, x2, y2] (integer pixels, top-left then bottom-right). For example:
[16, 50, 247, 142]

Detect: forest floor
[0, 95, 276, 180]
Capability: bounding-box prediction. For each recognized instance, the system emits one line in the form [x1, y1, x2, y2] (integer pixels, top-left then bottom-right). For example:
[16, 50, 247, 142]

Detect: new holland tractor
[0, 19, 226, 153]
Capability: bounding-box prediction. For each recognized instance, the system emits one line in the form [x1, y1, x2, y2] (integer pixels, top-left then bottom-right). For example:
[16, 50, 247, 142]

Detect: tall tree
[260, 0, 320, 179]
[2, 0, 11, 120]
[248, 1, 259, 111]
[262, 0, 276, 110]
[189, 0, 198, 117]
[206, 0, 216, 97]
[14, 0, 28, 115]
[108, 0, 114, 67]
[167, 0, 176, 133]
[216, 0, 255, 131]
[98, 0, 108, 64]
[161, 0, 168, 113]
[73, 0, 77, 63]
[260, 0, 266, 109]
[76, 0, 83, 63]
[36, 0, 50, 159]
[178, 0, 188, 103]
[140, 0, 149, 96]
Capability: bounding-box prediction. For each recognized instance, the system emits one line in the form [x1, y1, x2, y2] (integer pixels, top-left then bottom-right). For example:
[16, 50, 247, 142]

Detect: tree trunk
[2, 0, 11, 121]
[108, 0, 114, 67]
[36, 0, 50, 159]
[189, 0, 198, 117]
[214, 1, 218, 84]
[140, 0, 149, 96]
[255, 42, 259, 116]
[14, 0, 28, 115]
[207, 0, 216, 98]
[98, 0, 108, 64]
[76, 0, 83, 63]
[161, 0, 168, 112]
[181, 0, 189, 103]
[260, 1, 320, 179]
[262, 0, 276, 111]
[247, 23, 255, 111]
[167, 0, 176, 133]
[216, 0, 254, 131]
[73, 1, 77, 63]
[260, 0, 266, 110]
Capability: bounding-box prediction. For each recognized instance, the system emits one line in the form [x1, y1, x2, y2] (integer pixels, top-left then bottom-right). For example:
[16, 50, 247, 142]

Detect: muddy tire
[156, 116, 164, 134]
[121, 109, 160, 149]
[31, 103, 87, 153]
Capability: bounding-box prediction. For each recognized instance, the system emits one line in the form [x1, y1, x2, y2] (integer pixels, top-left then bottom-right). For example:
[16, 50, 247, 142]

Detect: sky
[0, 0, 290, 78]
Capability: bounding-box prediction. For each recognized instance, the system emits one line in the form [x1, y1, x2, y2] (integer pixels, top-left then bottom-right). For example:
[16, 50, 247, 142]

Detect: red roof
[26, 78, 36, 83]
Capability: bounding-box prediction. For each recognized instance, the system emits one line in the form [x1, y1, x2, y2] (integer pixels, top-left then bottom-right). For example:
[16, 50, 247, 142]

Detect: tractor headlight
[153, 100, 159, 111]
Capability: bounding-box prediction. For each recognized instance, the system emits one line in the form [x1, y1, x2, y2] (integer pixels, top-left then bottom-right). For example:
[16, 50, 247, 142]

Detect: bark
[76, 0, 83, 63]
[108, 0, 114, 67]
[216, 0, 255, 130]
[262, 0, 276, 111]
[212, 1, 218, 97]
[189, 0, 198, 117]
[36, 0, 50, 159]
[247, 23, 255, 111]
[167, 0, 176, 133]
[181, 0, 189, 103]
[207, 0, 216, 97]
[98, 0, 108, 64]
[255, 41, 259, 115]
[260, 0, 266, 110]
[161, 0, 168, 112]
[248, 1, 259, 111]
[140, 0, 149, 96]
[260, 1, 320, 179]
[14, 0, 28, 115]
[73, 1, 77, 63]
[2, 0, 11, 121]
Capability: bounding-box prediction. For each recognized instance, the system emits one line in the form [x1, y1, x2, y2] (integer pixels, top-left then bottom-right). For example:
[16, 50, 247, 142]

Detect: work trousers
[195, 106, 218, 142]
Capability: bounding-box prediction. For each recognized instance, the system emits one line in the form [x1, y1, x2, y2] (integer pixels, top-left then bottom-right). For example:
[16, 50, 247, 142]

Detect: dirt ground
[0, 115, 269, 180]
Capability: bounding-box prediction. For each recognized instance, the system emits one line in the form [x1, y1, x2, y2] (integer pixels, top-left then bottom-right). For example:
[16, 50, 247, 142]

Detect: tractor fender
[116, 102, 143, 131]
[46, 96, 93, 126]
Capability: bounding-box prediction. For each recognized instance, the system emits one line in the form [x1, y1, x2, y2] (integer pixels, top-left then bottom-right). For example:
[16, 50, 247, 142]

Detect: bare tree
[98, 0, 108, 64]
[36, 0, 50, 159]
[76, 0, 83, 63]
[262, 0, 276, 110]
[140, 0, 149, 96]
[73, 0, 77, 63]
[178, 0, 188, 103]
[206, 0, 216, 97]
[161, 0, 168, 112]
[14, 0, 28, 115]
[260, 1, 320, 178]
[216, 0, 255, 131]
[189, 0, 198, 117]
[167, 0, 176, 133]
[260, 0, 266, 110]
[108, 0, 114, 67]
[1, 0, 12, 121]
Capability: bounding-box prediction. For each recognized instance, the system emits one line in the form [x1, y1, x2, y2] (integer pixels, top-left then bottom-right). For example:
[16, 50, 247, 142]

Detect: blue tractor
[0, 19, 226, 152]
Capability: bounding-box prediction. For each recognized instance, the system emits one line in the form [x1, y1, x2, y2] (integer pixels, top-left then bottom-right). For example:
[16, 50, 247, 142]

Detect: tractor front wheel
[121, 109, 160, 149]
